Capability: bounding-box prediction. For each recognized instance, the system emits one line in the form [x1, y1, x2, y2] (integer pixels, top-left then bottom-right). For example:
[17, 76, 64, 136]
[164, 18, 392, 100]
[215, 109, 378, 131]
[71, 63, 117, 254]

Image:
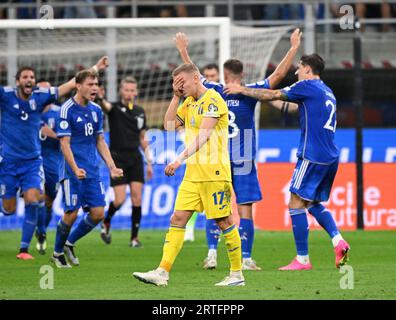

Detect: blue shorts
[231, 160, 262, 205]
[0, 157, 44, 199]
[44, 169, 59, 200]
[290, 158, 339, 202]
[61, 177, 106, 212]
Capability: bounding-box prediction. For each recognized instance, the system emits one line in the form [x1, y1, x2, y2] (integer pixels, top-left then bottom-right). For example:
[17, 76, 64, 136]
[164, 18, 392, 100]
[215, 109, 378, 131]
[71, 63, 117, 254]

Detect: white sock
[296, 255, 310, 265]
[230, 270, 243, 277]
[243, 257, 252, 262]
[208, 249, 217, 258]
[332, 234, 344, 248]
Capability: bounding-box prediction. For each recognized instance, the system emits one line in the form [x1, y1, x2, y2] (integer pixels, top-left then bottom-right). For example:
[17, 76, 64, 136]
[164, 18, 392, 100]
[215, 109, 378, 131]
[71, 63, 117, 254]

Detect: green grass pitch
[1, 229, 395, 300]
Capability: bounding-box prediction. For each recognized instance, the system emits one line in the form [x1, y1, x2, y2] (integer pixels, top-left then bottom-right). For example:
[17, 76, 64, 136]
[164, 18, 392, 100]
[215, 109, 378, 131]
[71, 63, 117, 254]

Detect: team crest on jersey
[92, 111, 98, 123]
[29, 99, 37, 111]
[60, 120, 69, 129]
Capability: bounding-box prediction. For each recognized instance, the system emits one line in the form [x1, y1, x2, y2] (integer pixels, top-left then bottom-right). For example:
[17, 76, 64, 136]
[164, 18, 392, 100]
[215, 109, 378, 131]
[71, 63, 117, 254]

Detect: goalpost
[0, 18, 290, 230]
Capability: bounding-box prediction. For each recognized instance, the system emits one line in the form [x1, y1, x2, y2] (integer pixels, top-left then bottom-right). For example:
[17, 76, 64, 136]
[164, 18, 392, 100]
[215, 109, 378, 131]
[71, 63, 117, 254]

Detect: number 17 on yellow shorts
[174, 180, 233, 219]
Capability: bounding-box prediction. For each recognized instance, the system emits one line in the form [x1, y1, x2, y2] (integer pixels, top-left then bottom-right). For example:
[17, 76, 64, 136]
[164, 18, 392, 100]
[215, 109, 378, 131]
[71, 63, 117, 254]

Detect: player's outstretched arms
[268, 100, 299, 113]
[164, 75, 184, 131]
[60, 136, 86, 179]
[58, 56, 110, 98]
[174, 32, 193, 65]
[96, 134, 123, 179]
[267, 28, 302, 89]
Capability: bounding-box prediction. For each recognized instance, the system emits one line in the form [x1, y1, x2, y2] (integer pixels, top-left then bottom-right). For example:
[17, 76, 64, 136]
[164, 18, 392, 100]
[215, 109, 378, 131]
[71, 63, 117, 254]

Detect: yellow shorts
[174, 180, 232, 219]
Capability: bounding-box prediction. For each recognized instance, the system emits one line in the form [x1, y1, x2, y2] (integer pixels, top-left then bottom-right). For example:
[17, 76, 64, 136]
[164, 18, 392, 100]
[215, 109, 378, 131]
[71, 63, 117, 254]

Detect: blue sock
[20, 202, 39, 249]
[308, 203, 340, 238]
[54, 219, 72, 254]
[239, 218, 254, 259]
[45, 205, 52, 229]
[67, 214, 99, 245]
[36, 201, 46, 235]
[206, 218, 220, 250]
[290, 208, 309, 256]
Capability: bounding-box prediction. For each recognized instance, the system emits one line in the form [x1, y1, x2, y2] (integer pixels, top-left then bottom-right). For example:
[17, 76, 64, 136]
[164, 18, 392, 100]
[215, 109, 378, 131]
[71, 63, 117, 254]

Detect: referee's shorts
[110, 149, 145, 186]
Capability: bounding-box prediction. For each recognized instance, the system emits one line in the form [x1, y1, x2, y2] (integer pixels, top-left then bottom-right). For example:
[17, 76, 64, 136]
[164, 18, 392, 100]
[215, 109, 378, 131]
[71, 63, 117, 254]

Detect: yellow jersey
[176, 88, 231, 182]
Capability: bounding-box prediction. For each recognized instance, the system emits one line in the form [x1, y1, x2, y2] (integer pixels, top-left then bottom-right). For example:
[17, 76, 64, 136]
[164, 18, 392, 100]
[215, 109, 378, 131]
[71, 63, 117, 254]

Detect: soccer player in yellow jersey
[133, 63, 244, 286]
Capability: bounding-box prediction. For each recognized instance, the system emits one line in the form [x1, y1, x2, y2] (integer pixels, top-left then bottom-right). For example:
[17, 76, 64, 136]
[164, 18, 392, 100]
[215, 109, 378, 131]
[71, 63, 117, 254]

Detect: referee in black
[97, 76, 153, 247]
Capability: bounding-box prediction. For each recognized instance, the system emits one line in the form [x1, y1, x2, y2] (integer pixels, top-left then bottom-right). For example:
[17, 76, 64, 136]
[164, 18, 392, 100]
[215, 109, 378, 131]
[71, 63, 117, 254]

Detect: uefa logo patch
[60, 120, 69, 129]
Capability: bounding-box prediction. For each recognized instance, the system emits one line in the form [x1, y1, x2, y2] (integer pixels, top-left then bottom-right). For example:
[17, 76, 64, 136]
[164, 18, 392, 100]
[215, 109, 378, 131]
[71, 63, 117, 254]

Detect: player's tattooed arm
[224, 83, 285, 101]
[96, 134, 123, 179]
[267, 28, 302, 88]
[164, 75, 184, 131]
[174, 32, 194, 65]
[268, 100, 299, 113]
[60, 136, 86, 179]
[58, 56, 109, 98]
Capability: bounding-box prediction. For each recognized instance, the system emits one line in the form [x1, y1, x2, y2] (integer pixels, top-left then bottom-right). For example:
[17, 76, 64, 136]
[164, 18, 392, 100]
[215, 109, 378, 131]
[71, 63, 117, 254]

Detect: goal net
[0, 18, 290, 230]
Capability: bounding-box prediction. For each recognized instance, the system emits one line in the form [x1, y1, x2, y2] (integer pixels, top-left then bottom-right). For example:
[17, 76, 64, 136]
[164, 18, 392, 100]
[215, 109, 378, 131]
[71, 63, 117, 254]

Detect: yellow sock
[159, 225, 186, 272]
[223, 224, 242, 272]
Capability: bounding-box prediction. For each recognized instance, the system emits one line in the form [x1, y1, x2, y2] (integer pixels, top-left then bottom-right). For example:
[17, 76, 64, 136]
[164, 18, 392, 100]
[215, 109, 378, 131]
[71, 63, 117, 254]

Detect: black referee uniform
[108, 102, 147, 185]
[102, 101, 148, 245]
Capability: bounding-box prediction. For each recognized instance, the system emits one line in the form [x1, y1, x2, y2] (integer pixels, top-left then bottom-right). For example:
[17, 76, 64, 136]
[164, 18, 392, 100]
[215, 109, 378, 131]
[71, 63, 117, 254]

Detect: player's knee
[1, 201, 16, 216]
[170, 213, 187, 227]
[24, 192, 40, 205]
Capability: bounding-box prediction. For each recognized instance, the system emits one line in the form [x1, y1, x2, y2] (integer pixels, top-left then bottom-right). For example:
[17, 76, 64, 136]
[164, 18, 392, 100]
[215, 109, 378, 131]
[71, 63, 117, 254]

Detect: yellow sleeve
[176, 98, 189, 126]
[203, 94, 227, 118]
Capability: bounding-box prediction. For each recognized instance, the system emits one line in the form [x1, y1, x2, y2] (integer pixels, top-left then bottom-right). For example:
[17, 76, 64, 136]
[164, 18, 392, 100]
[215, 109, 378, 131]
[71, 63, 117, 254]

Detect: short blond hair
[120, 76, 138, 88]
[172, 63, 200, 78]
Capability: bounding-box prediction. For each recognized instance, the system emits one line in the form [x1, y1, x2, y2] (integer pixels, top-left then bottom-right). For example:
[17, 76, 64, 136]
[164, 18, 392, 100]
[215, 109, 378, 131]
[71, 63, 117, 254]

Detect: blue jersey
[0, 86, 58, 161]
[57, 98, 104, 181]
[281, 79, 339, 164]
[41, 104, 62, 174]
[202, 78, 270, 161]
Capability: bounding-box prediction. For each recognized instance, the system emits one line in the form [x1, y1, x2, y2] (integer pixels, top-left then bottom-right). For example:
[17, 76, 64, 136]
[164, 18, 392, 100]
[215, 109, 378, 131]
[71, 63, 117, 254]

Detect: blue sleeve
[281, 81, 310, 102]
[57, 108, 71, 138]
[200, 75, 224, 94]
[42, 87, 59, 108]
[96, 108, 104, 135]
[246, 78, 270, 89]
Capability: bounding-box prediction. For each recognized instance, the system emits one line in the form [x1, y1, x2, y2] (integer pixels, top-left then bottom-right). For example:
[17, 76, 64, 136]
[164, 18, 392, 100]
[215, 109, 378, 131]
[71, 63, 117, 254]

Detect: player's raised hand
[224, 83, 243, 95]
[94, 56, 110, 71]
[174, 32, 188, 51]
[165, 159, 182, 177]
[110, 167, 124, 179]
[173, 75, 184, 97]
[74, 168, 87, 180]
[290, 28, 302, 49]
